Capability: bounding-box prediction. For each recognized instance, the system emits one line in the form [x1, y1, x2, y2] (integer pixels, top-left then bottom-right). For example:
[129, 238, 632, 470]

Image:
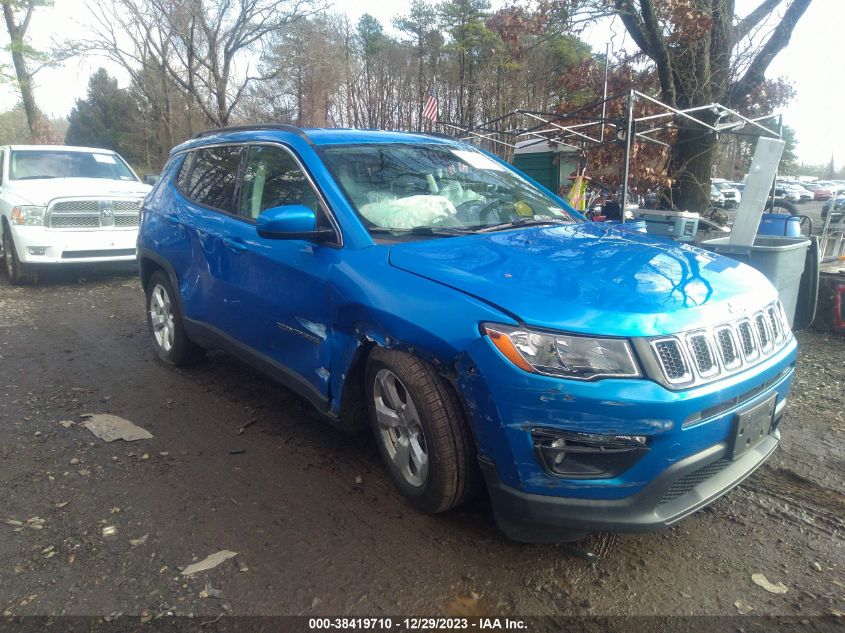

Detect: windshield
[318, 143, 578, 234]
[9, 150, 138, 181]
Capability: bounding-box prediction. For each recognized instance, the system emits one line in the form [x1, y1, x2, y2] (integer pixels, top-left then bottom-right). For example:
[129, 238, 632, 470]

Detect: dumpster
[701, 236, 811, 327]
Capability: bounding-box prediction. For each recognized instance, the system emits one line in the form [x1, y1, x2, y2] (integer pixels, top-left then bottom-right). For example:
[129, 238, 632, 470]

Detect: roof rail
[192, 123, 313, 145]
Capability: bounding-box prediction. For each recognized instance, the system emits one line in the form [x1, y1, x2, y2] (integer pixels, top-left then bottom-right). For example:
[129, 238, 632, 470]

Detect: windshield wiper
[369, 226, 469, 237]
[467, 217, 570, 233]
[15, 175, 57, 180]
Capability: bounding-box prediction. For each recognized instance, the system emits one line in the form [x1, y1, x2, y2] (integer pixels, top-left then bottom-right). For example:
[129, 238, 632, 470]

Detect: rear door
[176, 144, 244, 328]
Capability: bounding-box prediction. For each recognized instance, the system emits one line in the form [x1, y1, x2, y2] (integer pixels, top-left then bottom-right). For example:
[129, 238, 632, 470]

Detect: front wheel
[145, 270, 204, 365]
[2, 226, 36, 285]
[365, 348, 478, 513]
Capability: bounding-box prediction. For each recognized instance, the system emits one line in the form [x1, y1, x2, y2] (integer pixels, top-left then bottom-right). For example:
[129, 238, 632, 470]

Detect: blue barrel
[758, 213, 801, 237]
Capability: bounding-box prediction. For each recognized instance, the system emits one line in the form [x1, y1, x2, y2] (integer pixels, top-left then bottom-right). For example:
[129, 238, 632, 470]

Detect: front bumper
[457, 334, 796, 542]
[481, 425, 780, 543]
[10, 225, 138, 264]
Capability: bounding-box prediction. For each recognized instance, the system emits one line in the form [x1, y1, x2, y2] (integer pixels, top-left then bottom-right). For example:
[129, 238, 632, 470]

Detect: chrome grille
[53, 200, 99, 214]
[767, 306, 782, 342]
[737, 320, 758, 360]
[715, 327, 741, 370]
[114, 214, 140, 227]
[687, 333, 718, 377]
[648, 301, 791, 389]
[755, 313, 772, 352]
[652, 340, 690, 382]
[50, 215, 100, 228]
[47, 198, 142, 230]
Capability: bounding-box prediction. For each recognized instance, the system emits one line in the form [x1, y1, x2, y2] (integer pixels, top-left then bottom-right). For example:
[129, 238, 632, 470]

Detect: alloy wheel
[149, 283, 175, 352]
[373, 368, 429, 488]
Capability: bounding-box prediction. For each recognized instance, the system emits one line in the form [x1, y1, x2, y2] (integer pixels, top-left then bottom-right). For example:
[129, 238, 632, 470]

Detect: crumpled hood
[388, 223, 777, 337]
[4, 178, 151, 206]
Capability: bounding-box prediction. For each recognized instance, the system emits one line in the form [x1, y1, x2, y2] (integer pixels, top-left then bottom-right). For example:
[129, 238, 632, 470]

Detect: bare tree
[1, 0, 63, 141]
[86, 0, 319, 128]
[601, 0, 813, 210]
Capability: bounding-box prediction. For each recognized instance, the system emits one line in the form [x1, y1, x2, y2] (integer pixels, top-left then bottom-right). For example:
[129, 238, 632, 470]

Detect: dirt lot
[0, 266, 842, 624]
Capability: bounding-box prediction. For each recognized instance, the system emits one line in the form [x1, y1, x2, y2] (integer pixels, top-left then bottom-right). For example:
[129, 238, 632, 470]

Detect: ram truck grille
[648, 301, 791, 388]
[47, 199, 142, 230]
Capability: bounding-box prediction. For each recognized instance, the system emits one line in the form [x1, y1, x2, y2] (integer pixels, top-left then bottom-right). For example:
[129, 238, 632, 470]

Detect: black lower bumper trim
[61, 248, 136, 259]
[482, 430, 779, 543]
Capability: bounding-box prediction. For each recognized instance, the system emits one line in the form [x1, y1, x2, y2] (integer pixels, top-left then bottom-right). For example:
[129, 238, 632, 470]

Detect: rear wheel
[366, 348, 477, 513]
[145, 269, 204, 365]
[2, 225, 36, 285]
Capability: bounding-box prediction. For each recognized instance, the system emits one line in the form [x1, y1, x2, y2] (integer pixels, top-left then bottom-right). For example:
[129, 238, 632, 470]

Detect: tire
[767, 199, 799, 216]
[2, 224, 36, 285]
[365, 348, 477, 513]
[145, 269, 204, 365]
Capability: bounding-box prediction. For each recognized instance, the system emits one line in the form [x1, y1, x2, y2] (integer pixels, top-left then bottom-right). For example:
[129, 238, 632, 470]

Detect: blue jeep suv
[138, 125, 796, 542]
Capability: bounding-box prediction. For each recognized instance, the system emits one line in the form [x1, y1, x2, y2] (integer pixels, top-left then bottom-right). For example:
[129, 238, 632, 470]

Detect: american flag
[421, 94, 438, 122]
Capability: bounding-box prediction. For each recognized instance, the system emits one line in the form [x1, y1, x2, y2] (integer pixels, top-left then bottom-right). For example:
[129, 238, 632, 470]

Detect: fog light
[27, 247, 47, 256]
[533, 429, 648, 479]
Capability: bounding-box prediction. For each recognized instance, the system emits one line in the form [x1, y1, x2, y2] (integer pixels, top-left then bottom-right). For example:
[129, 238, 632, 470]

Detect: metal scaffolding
[437, 90, 783, 217]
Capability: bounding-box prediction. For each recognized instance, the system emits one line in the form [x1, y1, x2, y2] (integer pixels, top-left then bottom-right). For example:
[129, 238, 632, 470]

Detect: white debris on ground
[80, 414, 153, 442]
[751, 573, 789, 594]
[181, 550, 238, 576]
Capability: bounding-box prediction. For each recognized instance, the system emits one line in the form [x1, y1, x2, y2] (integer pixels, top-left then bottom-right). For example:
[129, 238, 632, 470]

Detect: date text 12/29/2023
[308, 618, 528, 630]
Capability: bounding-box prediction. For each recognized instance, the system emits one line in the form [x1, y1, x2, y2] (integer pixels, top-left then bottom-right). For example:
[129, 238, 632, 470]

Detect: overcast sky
[0, 0, 838, 167]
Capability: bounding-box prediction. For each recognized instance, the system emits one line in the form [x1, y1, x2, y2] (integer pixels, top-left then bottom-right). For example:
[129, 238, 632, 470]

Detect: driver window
[239, 145, 320, 220]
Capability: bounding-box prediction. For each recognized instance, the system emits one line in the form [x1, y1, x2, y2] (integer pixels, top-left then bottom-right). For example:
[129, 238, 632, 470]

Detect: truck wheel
[365, 348, 477, 513]
[145, 269, 204, 365]
[2, 226, 36, 285]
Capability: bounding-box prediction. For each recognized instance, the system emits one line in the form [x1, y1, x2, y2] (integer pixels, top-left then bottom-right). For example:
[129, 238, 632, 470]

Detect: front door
[219, 144, 340, 400]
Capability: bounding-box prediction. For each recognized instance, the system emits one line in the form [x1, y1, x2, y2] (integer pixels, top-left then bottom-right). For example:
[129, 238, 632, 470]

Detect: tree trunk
[2, 3, 49, 142]
[667, 123, 718, 212]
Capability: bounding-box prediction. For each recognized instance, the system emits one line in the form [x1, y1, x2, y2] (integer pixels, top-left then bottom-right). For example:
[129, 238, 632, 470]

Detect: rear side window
[184, 146, 242, 212]
[175, 153, 193, 190]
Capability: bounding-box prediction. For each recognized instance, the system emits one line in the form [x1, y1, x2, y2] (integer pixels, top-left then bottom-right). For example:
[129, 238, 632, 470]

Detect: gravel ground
[0, 266, 842, 625]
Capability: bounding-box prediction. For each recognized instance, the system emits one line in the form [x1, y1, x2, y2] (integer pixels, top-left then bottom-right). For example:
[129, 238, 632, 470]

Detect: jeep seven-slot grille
[47, 199, 142, 229]
[737, 320, 757, 358]
[767, 306, 783, 341]
[715, 327, 739, 368]
[649, 301, 791, 389]
[653, 340, 689, 381]
[687, 334, 717, 376]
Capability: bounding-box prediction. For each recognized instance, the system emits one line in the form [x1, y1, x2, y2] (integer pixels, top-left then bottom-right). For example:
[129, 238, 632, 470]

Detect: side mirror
[142, 173, 159, 185]
[256, 204, 335, 241]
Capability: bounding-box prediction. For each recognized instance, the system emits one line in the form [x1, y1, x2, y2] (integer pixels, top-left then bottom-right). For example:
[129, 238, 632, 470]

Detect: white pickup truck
[0, 145, 152, 284]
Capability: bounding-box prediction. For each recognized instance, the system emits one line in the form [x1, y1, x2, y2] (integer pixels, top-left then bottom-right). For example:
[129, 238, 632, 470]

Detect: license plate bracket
[730, 395, 776, 460]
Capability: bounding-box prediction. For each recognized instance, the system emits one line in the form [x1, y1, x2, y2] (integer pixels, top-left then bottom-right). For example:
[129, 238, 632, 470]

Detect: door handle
[222, 237, 247, 253]
[164, 213, 180, 225]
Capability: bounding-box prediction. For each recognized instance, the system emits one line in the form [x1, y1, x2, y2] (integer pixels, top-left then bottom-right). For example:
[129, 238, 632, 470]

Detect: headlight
[11, 206, 46, 226]
[482, 323, 641, 380]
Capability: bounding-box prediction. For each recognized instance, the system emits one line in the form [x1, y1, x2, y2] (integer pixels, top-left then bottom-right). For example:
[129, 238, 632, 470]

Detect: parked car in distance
[822, 194, 845, 220]
[818, 181, 845, 195]
[773, 185, 801, 203]
[0, 145, 152, 284]
[710, 184, 725, 207]
[803, 182, 832, 200]
[783, 182, 813, 202]
[712, 179, 741, 209]
[139, 125, 797, 542]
